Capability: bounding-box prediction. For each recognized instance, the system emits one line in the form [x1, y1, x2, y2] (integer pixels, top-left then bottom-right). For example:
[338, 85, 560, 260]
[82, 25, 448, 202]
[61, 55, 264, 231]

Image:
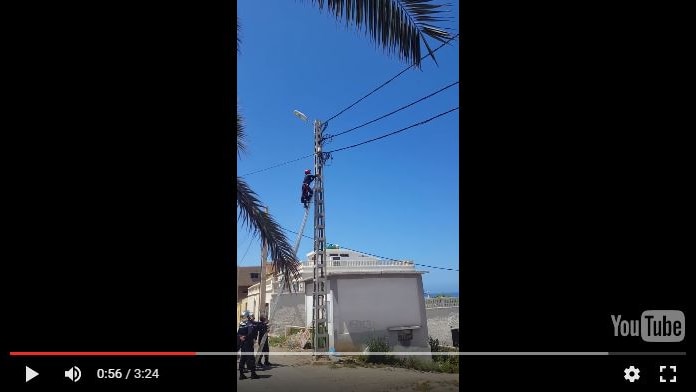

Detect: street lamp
[293, 110, 308, 122]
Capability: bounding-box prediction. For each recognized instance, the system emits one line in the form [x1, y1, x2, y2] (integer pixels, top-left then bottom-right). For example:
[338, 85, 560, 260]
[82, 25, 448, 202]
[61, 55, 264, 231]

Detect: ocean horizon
[424, 291, 458, 297]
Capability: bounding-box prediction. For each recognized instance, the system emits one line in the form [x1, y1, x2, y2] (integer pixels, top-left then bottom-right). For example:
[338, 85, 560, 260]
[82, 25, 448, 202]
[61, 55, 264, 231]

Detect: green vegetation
[267, 329, 313, 350]
[360, 337, 393, 364]
[346, 336, 458, 373]
[427, 337, 459, 373]
[268, 335, 287, 347]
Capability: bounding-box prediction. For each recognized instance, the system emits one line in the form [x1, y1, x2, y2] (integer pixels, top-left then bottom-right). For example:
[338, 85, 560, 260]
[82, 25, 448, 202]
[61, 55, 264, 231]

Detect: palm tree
[236, 1, 453, 286]
[308, 0, 454, 67]
[237, 112, 301, 287]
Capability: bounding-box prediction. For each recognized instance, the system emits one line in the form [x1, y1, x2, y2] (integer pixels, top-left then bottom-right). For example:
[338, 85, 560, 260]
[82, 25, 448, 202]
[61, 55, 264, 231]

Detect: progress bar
[197, 352, 687, 356]
[9, 352, 686, 356]
[10, 352, 196, 356]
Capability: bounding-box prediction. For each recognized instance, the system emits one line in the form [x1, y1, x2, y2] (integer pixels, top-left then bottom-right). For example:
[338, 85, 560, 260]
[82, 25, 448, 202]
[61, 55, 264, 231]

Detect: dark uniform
[256, 318, 271, 366]
[237, 319, 259, 379]
[301, 173, 317, 206]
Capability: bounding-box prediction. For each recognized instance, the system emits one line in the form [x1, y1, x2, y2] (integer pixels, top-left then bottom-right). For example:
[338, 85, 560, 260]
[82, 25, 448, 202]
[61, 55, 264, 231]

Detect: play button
[25, 366, 39, 382]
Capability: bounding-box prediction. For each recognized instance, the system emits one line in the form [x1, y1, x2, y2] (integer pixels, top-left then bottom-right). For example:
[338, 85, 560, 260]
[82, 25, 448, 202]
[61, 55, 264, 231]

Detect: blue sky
[237, 2, 459, 294]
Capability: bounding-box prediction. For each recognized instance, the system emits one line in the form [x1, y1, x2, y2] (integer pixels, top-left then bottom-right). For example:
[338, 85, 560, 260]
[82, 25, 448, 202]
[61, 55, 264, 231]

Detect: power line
[341, 246, 459, 272]
[238, 107, 458, 177]
[325, 33, 459, 123]
[325, 81, 459, 141]
[237, 233, 256, 266]
[240, 153, 313, 177]
[326, 107, 459, 154]
[280, 226, 459, 272]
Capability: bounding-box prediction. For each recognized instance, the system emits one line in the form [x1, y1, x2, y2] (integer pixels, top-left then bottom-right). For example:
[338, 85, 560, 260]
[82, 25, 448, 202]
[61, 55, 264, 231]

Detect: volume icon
[65, 366, 82, 382]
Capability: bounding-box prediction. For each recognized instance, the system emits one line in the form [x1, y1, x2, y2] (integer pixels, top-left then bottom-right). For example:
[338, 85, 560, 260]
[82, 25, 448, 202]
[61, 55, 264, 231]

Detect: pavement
[237, 347, 459, 392]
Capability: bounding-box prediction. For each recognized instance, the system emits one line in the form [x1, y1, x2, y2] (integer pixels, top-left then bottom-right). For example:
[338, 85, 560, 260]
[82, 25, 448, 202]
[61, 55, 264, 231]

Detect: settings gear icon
[624, 366, 640, 383]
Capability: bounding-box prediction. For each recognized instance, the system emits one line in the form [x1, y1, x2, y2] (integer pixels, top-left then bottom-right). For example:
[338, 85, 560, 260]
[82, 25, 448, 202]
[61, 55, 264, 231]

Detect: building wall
[238, 297, 251, 325]
[426, 306, 459, 347]
[237, 285, 251, 304]
[244, 293, 262, 319]
[237, 266, 261, 301]
[268, 293, 306, 334]
[324, 274, 430, 357]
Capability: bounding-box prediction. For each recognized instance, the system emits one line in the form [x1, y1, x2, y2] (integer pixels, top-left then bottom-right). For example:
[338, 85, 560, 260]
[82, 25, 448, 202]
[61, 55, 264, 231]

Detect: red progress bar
[10, 352, 196, 356]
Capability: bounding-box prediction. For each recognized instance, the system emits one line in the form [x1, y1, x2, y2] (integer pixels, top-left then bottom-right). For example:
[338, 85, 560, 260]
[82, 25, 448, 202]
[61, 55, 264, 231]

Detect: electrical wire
[237, 233, 256, 266]
[239, 153, 314, 177]
[280, 226, 459, 272]
[325, 81, 459, 140]
[238, 106, 458, 177]
[326, 107, 459, 154]
[324, 33, 460, 123]
[240, 34, 459, 178]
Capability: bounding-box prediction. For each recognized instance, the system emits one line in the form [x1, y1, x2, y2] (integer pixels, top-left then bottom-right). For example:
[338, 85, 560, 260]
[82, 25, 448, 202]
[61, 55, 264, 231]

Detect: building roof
[299, 248, 418, 281]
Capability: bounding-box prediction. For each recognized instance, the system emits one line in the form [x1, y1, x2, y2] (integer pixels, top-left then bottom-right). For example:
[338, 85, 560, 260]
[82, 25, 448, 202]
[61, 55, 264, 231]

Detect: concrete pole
[312, 119, 328, 358]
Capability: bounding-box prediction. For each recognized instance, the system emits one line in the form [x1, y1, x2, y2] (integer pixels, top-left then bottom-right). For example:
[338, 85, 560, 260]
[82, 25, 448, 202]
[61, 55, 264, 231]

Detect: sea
[424, 291, 458, 298]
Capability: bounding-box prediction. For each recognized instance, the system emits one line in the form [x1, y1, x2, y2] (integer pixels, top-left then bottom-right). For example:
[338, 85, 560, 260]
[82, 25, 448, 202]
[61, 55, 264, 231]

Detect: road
[237, 347, 459, 392]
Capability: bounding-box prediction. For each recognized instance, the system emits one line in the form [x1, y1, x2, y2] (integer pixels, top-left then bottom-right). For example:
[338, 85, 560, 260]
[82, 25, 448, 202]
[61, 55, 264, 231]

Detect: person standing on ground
[256, 315, 273, 368]
[238, 310, 259, 380]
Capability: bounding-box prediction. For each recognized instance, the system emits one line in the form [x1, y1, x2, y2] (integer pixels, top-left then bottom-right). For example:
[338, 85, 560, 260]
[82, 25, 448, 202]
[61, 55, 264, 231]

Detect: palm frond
[237, 17, 242, 54]
[309, 0, 453, 67]
[236, 108, 246, 157]
[237, 176, 301, 287]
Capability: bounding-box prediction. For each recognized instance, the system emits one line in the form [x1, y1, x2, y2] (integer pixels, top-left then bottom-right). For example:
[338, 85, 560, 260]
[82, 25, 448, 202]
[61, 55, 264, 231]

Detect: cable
[326, 107, 459, 154]
[325, 33, 459, 123]
[240, 35, 459, 179]
[238, 107, 458, 177]
[326, 81, 459, 140]
[239, 153, 314, 177]
[237, 233, 256, 266]
[280, 226, 459, 272]
[341, 246, 459, 272]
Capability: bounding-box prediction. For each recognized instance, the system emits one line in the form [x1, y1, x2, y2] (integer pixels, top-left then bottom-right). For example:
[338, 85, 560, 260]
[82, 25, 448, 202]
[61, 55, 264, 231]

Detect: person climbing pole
[300, 169, 319, 208]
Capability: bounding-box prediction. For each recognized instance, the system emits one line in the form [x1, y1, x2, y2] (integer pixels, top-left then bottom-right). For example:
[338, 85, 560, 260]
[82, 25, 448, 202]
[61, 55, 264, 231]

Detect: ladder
[293, 206, 311, 255]
[256, 206, 311, 360]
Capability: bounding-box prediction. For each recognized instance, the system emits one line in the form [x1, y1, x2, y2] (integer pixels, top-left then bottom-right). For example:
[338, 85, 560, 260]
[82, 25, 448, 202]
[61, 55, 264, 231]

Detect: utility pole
[259, 206, 268, 319]
[312, 119, 328, 358]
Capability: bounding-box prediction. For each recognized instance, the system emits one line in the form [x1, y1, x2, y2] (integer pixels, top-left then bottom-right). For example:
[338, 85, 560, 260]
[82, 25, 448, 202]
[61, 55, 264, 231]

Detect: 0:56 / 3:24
[96, 368, 159, 379]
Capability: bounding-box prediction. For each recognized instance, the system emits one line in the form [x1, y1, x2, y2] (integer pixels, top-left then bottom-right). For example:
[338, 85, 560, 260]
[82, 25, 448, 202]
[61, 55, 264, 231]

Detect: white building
[248, 247, 430, 354]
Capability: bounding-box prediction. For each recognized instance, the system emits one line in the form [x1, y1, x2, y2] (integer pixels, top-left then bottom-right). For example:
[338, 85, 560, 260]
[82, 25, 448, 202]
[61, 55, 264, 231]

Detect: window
[329, 253, 339, 256]
[250, 273, 260, 279]
[331, 257, 341, 261]
[340, 254, 349, 257]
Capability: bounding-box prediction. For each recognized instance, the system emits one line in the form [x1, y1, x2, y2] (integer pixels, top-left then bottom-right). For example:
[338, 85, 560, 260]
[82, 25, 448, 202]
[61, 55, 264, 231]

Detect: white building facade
[246, 247, 431, 354]
[302, 248, 430, 354]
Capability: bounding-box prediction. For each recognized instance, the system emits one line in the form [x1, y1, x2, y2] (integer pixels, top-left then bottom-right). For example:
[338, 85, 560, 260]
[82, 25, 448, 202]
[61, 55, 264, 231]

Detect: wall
[425, 305, 459, 347]
[238, 297, 251, 325]
[267, 293, 305, 334]
[328, 274, 430, 357]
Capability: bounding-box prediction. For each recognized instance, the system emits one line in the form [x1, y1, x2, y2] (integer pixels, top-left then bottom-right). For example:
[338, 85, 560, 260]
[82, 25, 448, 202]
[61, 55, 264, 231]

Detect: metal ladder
[256, 206, 311, 359]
